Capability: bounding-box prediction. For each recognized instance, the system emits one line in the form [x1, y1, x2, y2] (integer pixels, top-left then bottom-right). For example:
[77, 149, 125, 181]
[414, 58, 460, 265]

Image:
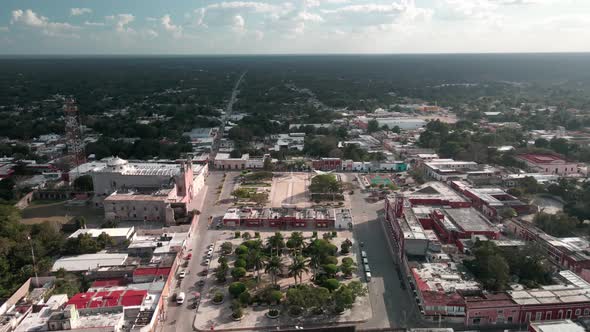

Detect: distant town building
[516, 153, 578, 175]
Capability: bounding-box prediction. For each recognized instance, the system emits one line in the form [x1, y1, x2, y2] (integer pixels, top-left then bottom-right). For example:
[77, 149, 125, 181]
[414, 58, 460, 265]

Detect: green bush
[323, 278, 340, 292]
[235, 244, 249, 255]
[229, 282, 247, 298]
[254, 232, 260, 238]
[234, 231, 241, 239]
[239, 291, 251, 305]
[231, 267, 247, 280]
[234, 258, 247, 268]
[213, 291, 224, 303]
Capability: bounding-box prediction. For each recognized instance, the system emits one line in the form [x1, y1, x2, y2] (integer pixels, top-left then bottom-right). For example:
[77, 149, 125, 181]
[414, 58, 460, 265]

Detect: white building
[68, 227, 135, 245]
[52, 253, 129, 272]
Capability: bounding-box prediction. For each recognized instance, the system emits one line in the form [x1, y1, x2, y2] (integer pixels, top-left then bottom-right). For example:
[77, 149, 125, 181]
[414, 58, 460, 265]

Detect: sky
[1, 0, 589, 54]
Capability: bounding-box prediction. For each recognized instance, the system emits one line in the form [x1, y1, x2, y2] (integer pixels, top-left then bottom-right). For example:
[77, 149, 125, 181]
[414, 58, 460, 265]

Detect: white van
[361, 251, 367, 258]
[176, 292, 186, 305]
[365, 272, 372, 281]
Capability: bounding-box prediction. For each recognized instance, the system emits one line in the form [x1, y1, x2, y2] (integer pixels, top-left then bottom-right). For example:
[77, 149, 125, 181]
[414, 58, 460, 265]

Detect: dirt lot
[21, 201, 104, 227]
[269, 172, 312, 209]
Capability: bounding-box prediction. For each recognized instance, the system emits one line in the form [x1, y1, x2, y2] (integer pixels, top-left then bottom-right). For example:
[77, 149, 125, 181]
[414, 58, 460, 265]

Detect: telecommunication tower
[63, 98, 86, 167]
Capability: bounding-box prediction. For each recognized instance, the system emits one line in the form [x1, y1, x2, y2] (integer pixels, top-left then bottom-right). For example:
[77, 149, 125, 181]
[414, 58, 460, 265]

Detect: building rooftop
[507, 271, 590, 306]
[411, 262, 480, 294]
[52, 253, 129, 272]
[400, 199, 427, 240]
[529, 320, 585, 332]
[408, 182, 469, 204]
[69, 227, 135, 239]
[517, 153, 567, 164]
[442, 208, 496, 233]
[67, 290, 148, 309]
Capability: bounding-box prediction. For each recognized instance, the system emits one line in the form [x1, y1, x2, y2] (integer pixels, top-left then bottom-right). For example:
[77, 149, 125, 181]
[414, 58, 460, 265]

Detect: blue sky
[1, 0, 589, 54]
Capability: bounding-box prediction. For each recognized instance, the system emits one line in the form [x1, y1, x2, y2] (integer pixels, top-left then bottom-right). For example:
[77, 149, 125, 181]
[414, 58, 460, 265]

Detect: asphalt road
[210, 71, 246, 160]
[342, 173, 426, 330]
[161, 172, 231, 332]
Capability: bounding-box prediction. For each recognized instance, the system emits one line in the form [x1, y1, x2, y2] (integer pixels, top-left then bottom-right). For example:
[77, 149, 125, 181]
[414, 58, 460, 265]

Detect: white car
[203, 259, 211, 266]
[365, 272, 372, 282]
[178, 270, 186, 279]
[206, 252, 213, 259]
[176, 292, 185, 305]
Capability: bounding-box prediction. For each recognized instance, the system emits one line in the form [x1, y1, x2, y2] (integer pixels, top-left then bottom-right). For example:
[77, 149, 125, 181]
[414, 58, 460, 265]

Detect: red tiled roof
[518, 153, 564, 164]
[66, 290, 147, 309]
[133, 267, 171, 277]
[91, 278, 127, 288]
[412, 268, 430, 291]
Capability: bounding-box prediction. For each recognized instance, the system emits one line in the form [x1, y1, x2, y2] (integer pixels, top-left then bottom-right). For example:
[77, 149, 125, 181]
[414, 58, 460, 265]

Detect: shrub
[232, 301, 244, 319]
[221, 242, 233, 254]
[312, 231, 318, 238]
[269, 290, 283, 304]
[231, 267, 247, 280]
[323, 264, 339, 278]
[234, 258, 247, 268]
[254, 232, 260, 238]
[331, 231, 337, 238]
[323, 278, 340, 292]
[229, 282, 247, 298]
[342, 257, 354, 267]
[213, 291, 224, 303]
[323, 256, 338, 265]
[289, 305, 303, 316]
[234, 231, 241, 239]
[235, 244, 249, 255]
[268, 308, 280, 317]
[242, 232, 251, 240]
[239, 291, 251, 305]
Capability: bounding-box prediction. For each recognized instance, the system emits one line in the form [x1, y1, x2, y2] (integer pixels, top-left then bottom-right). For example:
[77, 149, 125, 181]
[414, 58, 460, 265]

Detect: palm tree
[289, 255, 310, 285]
[248, 249, 265, 281]
[265, 255, 284, 286]
[308, 253, 322, 281]
[289, 232, 305, 250]
[266, 232, 285, 255]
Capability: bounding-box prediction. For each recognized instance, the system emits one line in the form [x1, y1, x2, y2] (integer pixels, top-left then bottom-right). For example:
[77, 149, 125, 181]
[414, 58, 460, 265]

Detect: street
[161, 172, 235, 332]
[342, 173, 425, 330]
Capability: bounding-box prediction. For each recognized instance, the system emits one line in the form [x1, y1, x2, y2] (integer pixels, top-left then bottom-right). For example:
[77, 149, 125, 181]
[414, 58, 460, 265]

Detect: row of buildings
[222, 207, 352, 229]
[0, 225, 190, 332]
[381, 177, 590, 328]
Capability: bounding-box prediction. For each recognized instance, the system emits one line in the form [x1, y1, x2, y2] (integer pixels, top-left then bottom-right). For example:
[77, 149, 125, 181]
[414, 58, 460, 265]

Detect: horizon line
[1, 51, 590, 58]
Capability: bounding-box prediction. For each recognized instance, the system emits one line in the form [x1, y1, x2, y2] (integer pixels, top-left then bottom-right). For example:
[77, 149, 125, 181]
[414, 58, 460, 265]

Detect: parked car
[176, 292, 186, 305]
[197, 279, 205, 287]
[202, 259, 211, 266]
[361, 251, 367, 258]
[362, 258, 369, 264]
[365, 272, 372, 282]
[364, 264, 371, 273]
[178, 270, 186, 279]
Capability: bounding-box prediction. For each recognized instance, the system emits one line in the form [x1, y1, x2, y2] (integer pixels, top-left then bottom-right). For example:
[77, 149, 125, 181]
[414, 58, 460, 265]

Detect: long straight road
[341, 173, 426, 330]
[210, 71, 246, 159]
[161, 172, 235, 332]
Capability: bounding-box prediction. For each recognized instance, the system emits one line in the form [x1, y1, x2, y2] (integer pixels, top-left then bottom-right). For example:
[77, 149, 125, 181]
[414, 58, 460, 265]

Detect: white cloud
[84, 21, 105, 27]
[232, 15, 246, 32]
[161, 14, 183, 38]
[106, 14, 135, 33]
[71, 8, 92, 16]
[144, 29, 159, 38]
[11, 9, 79, 38]
[297, 11, 324, 23]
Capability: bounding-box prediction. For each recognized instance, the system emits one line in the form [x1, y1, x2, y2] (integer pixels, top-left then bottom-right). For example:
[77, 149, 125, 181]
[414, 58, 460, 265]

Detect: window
[567, 310, 572, 319]
[525, 312, 531, 322]
[545, 312, 552, 320]
[535, 312, 542, 321]
[558, 310, 564, 319]
[575, 309, 581, 316]
[584, 308, 590, 316]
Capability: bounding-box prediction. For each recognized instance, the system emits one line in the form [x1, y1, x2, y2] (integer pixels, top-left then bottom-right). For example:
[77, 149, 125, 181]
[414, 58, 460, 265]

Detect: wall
[15, 191, 34, 210]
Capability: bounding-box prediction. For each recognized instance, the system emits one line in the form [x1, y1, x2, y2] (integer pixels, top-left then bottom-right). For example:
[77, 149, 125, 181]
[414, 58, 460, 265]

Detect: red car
[185, 253, 192, 260]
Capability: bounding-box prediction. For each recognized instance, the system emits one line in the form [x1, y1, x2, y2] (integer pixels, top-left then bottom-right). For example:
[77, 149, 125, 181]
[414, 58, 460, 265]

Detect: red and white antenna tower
[63, 98, 86, 167]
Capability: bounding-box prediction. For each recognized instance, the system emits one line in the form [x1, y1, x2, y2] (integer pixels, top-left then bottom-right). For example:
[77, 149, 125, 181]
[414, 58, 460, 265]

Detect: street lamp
[27, 235, 39, 286]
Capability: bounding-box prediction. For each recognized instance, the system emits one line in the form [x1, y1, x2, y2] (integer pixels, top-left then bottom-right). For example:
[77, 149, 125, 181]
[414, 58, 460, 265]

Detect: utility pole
[27, 236, 39, 286]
